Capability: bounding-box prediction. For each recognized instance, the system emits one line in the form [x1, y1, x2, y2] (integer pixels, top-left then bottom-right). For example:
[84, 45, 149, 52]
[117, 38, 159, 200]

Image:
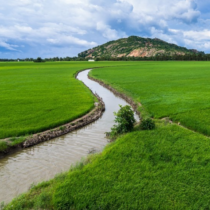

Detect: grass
[5, 121, 210, 209]
[8, 136, 27, 146]
[0, 141, 8, 152]
[90, 61, 210, 136]
[0, 61, 133, 140]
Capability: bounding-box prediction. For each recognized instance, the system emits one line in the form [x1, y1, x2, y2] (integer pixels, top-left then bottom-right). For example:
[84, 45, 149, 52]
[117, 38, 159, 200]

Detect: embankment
[88, 74, 141, 117]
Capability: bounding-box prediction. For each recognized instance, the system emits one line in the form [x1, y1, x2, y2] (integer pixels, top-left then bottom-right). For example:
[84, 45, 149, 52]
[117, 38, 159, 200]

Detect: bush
[140, 118, 155, 130]
[110, 105, 135, 137]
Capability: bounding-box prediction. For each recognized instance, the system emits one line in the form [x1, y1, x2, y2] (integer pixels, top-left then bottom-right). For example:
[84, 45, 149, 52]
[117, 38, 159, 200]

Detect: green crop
[4, 61, 210, 209]
[90, 61, 210, 136]
[0, 61, 132, 139]
[5, 122, 210, 209]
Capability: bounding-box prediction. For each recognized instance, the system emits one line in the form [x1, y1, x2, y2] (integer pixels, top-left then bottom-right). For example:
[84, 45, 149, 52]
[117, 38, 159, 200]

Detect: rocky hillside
[78, 36, 200, 58]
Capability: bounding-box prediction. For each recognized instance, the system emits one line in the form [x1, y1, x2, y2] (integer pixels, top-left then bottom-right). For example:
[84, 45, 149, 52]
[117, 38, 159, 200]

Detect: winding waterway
[0, 69, 139, 203]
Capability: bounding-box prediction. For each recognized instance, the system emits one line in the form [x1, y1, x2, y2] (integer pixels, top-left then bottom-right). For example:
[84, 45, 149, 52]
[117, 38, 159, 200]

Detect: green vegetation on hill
[90, 61, 210, 136]
[5, 122, 210, 209]
[78, 36, 200, 58]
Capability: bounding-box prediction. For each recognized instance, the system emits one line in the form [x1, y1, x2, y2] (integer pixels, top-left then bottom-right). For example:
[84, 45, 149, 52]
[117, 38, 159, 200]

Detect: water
[0, 69, 139, 203]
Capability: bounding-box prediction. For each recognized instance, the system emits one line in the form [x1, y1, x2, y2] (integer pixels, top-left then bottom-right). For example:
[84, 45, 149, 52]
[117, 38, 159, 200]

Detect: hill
[78, 36, 201, 58]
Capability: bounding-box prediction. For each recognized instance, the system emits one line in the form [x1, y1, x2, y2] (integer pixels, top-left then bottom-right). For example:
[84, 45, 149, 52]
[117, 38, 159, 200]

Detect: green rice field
[0, 61, 130, 139]
[3, 61, 209, 139]
[3, 61, 210, 209]
[90, 61, 210, 136]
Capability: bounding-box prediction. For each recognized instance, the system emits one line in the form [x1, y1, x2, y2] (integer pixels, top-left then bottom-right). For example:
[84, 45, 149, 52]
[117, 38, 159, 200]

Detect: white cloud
[47, 36, 97, 47]
[96, 22, 122, 40]
[0, 41, 18, 51]
[183, 30, 210, 41]
[0, 0, 209, 57]
[125, 0, 200, 24]
[14, 25, 33, 33]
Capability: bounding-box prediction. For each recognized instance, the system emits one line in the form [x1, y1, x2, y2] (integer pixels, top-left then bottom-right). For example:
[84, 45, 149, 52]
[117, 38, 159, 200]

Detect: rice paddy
[90, 61, 210, 136]
[0, 61, 130, 139]
[3, 61, 210, 209]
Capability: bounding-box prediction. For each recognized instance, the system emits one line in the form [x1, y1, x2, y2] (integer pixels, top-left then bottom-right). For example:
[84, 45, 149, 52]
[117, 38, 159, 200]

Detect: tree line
[0, 57, 87, 62]
[1, 53, 210, 62]
[95, 53, 210, 61]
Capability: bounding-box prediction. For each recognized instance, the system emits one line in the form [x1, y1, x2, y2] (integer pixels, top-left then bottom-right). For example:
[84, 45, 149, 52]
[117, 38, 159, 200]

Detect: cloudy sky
[1, 0, 210, 58]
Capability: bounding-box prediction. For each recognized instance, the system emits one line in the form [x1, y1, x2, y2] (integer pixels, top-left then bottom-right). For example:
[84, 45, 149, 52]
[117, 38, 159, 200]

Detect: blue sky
[1, 0, 210, 58]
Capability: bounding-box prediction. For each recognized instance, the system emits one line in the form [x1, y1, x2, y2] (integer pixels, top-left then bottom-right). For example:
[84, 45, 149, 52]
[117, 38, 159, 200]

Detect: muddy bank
[22, 94, 105, 148]
[88, 74, 141, 117]
[0, 94, 104, 156]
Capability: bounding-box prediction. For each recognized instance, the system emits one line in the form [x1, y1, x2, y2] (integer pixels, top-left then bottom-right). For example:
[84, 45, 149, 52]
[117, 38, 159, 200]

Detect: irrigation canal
[0, 69, 139, 203]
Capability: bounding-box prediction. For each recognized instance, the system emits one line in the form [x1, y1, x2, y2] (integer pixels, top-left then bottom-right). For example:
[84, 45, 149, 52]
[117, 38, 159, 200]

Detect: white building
[88, 59, 95, 62]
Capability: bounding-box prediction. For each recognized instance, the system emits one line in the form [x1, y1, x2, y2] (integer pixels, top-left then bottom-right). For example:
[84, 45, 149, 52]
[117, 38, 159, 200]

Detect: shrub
[140, 118, 155, 130]
[110, 105, 135, 137]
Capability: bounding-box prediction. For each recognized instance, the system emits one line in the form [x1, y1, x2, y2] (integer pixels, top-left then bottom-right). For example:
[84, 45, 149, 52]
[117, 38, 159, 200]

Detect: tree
[34, 57, 44, 62]
[110, 105, 135, 136]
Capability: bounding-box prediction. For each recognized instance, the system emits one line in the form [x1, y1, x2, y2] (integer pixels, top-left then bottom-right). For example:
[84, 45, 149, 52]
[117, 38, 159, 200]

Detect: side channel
[0, 69, 139, 203]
